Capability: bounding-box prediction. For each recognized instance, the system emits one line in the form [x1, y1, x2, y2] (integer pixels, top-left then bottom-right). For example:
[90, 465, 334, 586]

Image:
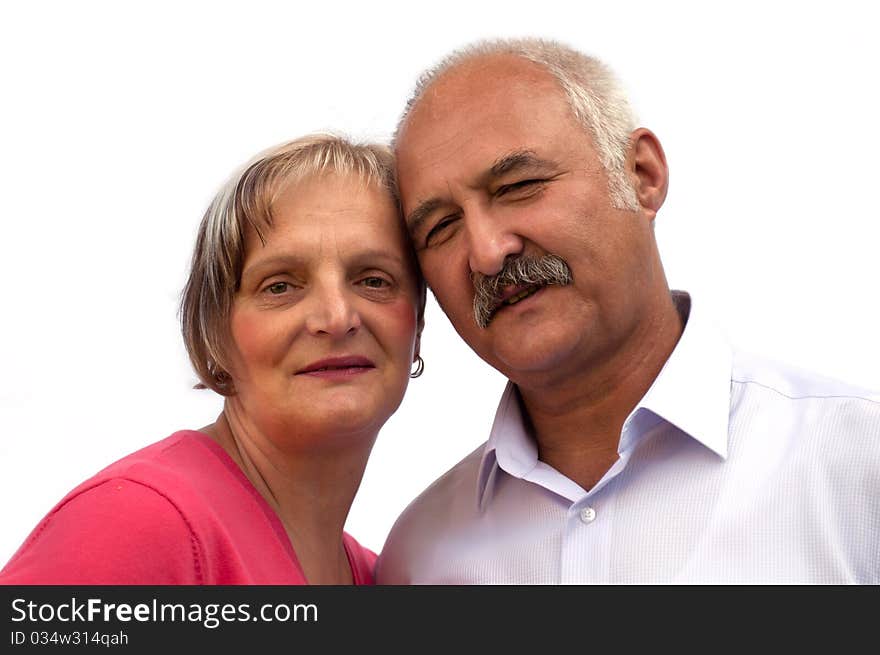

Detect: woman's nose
[304, 283, 361, 337]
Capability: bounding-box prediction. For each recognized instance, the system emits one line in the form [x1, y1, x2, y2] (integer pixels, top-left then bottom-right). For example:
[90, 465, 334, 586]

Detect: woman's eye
[266, 282, 289, 294]
[361, 277, 389, 289]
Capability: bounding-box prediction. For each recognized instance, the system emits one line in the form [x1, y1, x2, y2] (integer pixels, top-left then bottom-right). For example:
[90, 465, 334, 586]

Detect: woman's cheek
[229, 310, 289, 369]
[382, 297, 419, 346]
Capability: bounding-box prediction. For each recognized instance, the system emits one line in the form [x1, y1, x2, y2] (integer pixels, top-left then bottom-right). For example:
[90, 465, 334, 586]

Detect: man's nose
[305, 282, 361, 337]
[465, 206, 524, 276]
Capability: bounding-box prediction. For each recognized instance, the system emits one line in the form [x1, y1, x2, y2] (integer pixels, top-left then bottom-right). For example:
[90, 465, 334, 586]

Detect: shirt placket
[560, 486, 617, 584]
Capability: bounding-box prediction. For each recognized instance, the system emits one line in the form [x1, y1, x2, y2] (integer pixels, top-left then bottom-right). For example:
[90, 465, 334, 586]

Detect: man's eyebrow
[490, 150, 555, 178]
[405, 151, 556, 234]
[406, 197, 443, 235]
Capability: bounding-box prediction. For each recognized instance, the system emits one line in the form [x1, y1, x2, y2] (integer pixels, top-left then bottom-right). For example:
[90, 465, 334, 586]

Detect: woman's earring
[410, 355, 424, 379]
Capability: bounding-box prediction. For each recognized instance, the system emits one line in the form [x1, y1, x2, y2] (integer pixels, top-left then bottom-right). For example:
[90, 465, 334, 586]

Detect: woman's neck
[200, 405, 376, 584]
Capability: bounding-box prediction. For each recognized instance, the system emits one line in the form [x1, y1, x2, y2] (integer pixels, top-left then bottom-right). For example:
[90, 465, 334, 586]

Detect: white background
[1, 0, 878, 563]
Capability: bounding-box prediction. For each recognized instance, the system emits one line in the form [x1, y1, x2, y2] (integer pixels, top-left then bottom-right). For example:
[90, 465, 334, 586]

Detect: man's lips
[296, 356, 376, 375]
[489, 283, 545, 317]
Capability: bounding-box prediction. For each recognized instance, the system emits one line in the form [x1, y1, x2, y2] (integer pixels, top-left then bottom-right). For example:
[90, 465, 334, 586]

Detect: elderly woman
[0, 135, 425, 584]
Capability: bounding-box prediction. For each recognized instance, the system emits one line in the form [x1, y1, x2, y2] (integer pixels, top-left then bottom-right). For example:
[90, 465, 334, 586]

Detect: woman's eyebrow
[348, 249, 407, 267]
[243, 251, 406, 277]
[241, 254, 308, 279]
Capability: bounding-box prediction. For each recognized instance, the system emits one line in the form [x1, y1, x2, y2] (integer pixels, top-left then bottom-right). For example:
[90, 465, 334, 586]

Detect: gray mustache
[472, 254, 573, 328]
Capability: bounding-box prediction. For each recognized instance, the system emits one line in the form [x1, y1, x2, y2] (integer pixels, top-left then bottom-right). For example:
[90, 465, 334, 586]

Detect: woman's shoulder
[0, 431, 228, 585]
[0, 475, 203, 584]
[72, 430, 245, 512]
[90, 430, 226, 482]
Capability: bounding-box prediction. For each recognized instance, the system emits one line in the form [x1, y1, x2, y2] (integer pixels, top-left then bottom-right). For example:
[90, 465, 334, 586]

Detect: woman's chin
[231, 383, 405, 447]
[291, 395, 395, 439]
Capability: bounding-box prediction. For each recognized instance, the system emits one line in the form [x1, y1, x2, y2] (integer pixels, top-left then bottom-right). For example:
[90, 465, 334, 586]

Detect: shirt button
[579, 507, 597, 524]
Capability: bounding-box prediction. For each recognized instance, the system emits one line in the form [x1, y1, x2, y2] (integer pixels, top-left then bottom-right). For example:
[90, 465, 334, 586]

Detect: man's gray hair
[395, 37, 640, 210]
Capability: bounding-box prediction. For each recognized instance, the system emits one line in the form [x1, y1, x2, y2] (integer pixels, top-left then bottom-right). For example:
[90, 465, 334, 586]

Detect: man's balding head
[395, 37, 639, 210]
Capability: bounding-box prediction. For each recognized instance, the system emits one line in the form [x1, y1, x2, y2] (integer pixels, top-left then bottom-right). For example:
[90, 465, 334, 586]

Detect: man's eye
[497, 179, 543, 197]
[425, 215, 459, 247]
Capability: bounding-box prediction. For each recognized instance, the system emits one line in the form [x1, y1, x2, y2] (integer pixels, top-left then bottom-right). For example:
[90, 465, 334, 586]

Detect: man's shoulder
[729, 350, 880, 466]
[377, 442, 487, 583]
[394, 441, 487, 526]
[731, 350, 880, 407]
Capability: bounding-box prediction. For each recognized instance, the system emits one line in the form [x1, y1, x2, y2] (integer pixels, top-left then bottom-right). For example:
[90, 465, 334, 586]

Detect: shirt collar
[476, 290, 733, 509]
[476, 382, 532, 511]
[630, 291, 732, 459]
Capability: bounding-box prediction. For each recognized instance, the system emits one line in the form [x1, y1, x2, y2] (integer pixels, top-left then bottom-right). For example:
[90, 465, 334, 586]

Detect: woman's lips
[296, 356, 376, 378]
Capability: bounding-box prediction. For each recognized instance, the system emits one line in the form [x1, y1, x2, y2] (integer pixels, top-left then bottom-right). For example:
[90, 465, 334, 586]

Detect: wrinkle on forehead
[402, 54, 562, 132]
[398, 54, 569, 161]
[243, 174, 401, 267]
[396, 57, 578, 217]
[245, 205, 364, 255]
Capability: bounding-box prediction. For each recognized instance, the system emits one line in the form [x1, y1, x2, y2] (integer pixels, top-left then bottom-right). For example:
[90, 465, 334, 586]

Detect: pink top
[0, 431, 376, 584]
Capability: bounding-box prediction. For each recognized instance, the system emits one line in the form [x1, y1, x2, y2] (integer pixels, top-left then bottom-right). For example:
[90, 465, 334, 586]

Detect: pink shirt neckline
[182, 429, 367, 584]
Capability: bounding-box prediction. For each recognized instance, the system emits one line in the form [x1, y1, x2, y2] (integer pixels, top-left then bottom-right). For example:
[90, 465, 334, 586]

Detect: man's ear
[628, 128, 669, 217]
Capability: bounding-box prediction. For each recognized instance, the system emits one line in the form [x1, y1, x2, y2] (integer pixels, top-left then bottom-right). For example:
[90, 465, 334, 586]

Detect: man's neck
[517, 292, 684, 492]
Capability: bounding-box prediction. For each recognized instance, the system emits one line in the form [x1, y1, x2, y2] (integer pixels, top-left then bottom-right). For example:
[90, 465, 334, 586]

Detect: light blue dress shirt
[377, 293, 880, 584]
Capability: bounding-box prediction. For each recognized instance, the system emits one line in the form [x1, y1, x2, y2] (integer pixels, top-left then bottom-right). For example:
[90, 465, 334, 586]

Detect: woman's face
[226, 173, 421, 447]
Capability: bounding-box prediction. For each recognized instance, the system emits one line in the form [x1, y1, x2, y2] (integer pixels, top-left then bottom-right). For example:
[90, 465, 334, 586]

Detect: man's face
[396, 55, 663, 388]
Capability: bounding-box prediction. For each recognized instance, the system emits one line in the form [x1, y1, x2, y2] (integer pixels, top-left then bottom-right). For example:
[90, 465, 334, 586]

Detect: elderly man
[376, 37, 880, 584]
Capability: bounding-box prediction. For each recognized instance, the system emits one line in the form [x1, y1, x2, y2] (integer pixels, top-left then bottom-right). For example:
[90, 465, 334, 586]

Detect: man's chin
[484, 335, 585, 383]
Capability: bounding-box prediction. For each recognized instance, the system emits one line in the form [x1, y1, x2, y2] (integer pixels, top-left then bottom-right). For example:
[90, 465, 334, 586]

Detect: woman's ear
[628, 127, 669, 217]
